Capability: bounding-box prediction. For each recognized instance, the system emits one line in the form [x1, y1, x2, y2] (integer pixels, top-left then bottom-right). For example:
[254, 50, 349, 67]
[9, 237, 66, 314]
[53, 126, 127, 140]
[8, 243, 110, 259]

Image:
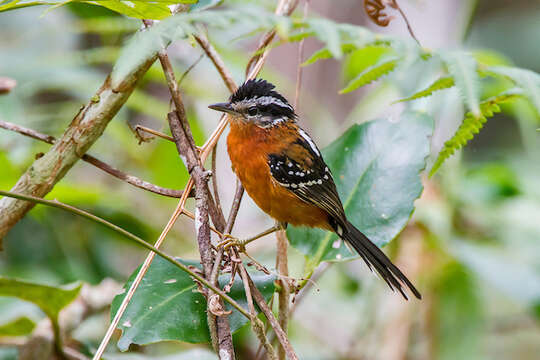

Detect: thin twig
[0, 120, 187, 198]
[238, 263, 277, 359]
[248, 276, 299, 360]
[275, 228, 290, 360]
[211, 146, 223, 219]
[134, 125, 174, 142]
[294, 0, 310, 109]
[392, 1, 420, 46]
[0, 190, 250, 318]
[178, 53, 205, 86]
[194, 33, 238, 93]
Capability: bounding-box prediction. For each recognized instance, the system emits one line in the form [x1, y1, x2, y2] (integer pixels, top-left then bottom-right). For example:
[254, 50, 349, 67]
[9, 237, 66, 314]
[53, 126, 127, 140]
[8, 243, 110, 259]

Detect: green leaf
[429, 91, 521, 176]
[302, 43, 359, 66]
[433, 262, 482, 360]
[486, 66, 540, 116]
[112, 257, 275, 349]
[0, 277, 81, 325]
[441, 51, 481, 118]
[394, 76, 455, 103]
[189, 0, 222, 12]
[0, 1, 196, 19]
[306, 18, 343, 58]
[0, 317, 36, 337]
[339, 56, 399, 94]
[111, 8, 279, 86]
[104, 349, 218, 360]
[451, 241, 540, 306]
[288, 111, 433, 270]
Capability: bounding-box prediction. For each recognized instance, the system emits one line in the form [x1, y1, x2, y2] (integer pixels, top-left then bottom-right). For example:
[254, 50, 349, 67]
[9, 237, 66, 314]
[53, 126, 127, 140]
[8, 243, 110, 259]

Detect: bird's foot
[217, 235, 248, 252]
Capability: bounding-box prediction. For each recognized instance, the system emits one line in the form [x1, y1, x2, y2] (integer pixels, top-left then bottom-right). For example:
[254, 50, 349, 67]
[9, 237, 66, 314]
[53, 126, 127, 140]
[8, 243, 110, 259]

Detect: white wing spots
[288, 162, 293, 167]
[288, 171, 294, 175]
[298, 128, 320, 156]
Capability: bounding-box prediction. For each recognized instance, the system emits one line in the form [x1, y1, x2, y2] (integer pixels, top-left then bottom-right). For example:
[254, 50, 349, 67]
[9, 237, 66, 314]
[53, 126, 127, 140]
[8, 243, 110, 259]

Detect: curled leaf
[364, 0, 395, 27]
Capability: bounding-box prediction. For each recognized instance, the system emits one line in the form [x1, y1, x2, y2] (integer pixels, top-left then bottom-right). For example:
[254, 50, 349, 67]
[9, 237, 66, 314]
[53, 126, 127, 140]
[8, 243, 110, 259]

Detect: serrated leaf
[103, 348, 218, 360]
[0, 277, 81, 325]
[487, 66, 540, 117]
[302, 43, 358, 66]
[112, 257, 275, 349]
[395, 76, 455, 103]
[441, 51, 481, 118]
[339, 56, 399, 94]
[0, 317, 36, 337]
[288, 111, 433, 268]
[306, 18, 342, 58]
[430, 91, 521, 176]
[111, 8, 280, 86]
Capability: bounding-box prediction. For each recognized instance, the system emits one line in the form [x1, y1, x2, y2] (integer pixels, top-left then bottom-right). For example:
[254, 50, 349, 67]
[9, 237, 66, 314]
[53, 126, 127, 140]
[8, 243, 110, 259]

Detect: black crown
[230, 79, 290, 106]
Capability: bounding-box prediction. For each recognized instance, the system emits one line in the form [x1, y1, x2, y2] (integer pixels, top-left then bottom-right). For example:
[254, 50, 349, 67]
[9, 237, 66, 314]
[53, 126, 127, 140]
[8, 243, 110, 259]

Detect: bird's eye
[247, 107, 258, 116]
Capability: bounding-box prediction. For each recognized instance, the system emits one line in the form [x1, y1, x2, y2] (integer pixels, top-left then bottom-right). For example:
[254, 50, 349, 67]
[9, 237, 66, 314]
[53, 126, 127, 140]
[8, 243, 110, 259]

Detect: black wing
[267, 129, 347, 228]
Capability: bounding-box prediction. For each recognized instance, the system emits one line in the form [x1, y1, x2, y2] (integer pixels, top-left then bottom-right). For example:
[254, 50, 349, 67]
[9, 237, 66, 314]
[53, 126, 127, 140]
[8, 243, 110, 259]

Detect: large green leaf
[104, 348, 217, 360]
[288, 111, 433, 270]
[0, 277, 81, 325]
[395, 76, 455, 103]
[339, 56, 400, 94]
[111, 257, 275, 349]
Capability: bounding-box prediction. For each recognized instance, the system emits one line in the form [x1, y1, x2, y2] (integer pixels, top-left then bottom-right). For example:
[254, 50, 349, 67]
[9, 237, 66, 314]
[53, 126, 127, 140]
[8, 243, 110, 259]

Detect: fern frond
[302, 43, 359, 66]
[486, 66, 540, 117]
[441, 51, 481, 118]
[394, 76, 455, 103]
[430, 92, 521, 176]
[339, 57, 399, 94]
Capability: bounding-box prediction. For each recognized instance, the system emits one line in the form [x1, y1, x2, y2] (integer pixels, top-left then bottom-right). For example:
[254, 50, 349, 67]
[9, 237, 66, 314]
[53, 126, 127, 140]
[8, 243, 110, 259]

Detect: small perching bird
[209, 79, 421, 300]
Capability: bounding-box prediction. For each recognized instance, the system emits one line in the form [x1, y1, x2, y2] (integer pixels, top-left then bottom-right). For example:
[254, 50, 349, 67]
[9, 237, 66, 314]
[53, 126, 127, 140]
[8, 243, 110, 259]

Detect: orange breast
[226, 120, 330, 230]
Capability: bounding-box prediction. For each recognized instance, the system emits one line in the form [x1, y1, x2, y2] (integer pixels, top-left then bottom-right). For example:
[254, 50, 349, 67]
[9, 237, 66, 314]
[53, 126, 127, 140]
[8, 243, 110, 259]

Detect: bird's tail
[340, 220, 421, 300]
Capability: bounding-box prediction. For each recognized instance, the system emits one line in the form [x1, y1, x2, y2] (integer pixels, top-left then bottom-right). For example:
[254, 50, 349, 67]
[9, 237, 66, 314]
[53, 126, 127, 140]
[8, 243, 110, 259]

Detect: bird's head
[209, 79, 296, 128]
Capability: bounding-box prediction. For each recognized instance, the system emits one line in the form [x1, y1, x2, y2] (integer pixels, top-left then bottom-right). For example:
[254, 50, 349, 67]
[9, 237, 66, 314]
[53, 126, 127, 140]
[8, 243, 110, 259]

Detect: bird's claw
[217, 235, 247, 252]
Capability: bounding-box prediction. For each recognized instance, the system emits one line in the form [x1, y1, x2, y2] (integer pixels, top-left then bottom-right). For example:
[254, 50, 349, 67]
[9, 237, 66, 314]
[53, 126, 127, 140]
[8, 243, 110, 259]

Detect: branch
[194, 34, 238, 93]
[0, 120, 188, 199]
[0, 190, 250, 319]
[0, 56, 156, 240]
[248, 276, 299, 360]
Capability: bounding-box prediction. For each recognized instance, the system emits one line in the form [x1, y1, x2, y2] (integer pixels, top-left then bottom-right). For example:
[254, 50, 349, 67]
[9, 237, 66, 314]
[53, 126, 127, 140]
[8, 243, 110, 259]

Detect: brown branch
[0, 120, 188, 199]
[211, 146, 223, 223]
[0, 55, 157, 241]
[248, 276, 299, 360]
[364, 0, 420, 45]
[134, 125, 174, 142]
[275, 229, 290, 360]
[194, 34, 238, 93]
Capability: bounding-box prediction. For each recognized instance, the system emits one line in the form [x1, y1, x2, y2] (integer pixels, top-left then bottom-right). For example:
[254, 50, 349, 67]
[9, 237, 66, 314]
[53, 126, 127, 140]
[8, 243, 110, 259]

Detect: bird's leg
[218, 222, 286, 252]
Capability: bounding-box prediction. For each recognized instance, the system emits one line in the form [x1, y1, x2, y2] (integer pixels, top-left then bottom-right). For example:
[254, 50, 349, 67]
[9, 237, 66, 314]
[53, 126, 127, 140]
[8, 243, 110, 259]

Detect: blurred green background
[1, 0, 539, 359]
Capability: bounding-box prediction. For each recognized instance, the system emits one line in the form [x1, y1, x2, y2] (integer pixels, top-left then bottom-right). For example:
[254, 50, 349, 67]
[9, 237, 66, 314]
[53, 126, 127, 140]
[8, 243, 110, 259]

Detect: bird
[209, 79, 421, 300]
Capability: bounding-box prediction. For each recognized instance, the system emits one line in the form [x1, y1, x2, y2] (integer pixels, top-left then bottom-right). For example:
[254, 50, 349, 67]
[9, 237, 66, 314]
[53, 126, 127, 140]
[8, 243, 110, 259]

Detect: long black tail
[341, 220, 421, 300]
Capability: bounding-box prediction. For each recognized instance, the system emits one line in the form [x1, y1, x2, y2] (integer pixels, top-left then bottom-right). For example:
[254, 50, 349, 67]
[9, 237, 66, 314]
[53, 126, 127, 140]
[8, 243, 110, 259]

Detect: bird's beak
[208, 102, 234, 114]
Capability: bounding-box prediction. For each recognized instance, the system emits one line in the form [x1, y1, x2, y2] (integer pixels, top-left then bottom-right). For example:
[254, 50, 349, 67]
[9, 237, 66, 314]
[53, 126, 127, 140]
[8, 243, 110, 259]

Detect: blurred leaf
[189, 0, 222, 12]
[339, 56, 399, 94]
[306, 18, 343, 58]
[0, 317, 35, 337]
[104, 348, 218, 359]
[430, 90, 522, 176]
[112, 257, 275, 349]
[441, 51, 481, 118]
[288, 111, 433, 268]
[0, 277, 81, 326]
[342, 45, 394, 82]
[472, 49, 513, 67]
[434, 262, 482, 360]
[486, 66, 540, 117]
[0, 0, 196, 19]
[395, 76, 455, 103]
[452, 241, 540, 305]
[302, 43, 358, 66]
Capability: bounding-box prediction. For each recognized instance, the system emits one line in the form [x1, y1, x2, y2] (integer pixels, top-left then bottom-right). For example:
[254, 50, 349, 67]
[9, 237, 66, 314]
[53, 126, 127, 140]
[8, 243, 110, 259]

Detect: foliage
[0, 277, 81, 330]
[111, 257, 275, 348]
[288, 111, 432, 275]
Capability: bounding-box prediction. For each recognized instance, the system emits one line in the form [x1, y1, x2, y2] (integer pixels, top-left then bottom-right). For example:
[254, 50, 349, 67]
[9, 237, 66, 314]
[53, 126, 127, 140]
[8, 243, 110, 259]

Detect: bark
[0, 56, 156, 242]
